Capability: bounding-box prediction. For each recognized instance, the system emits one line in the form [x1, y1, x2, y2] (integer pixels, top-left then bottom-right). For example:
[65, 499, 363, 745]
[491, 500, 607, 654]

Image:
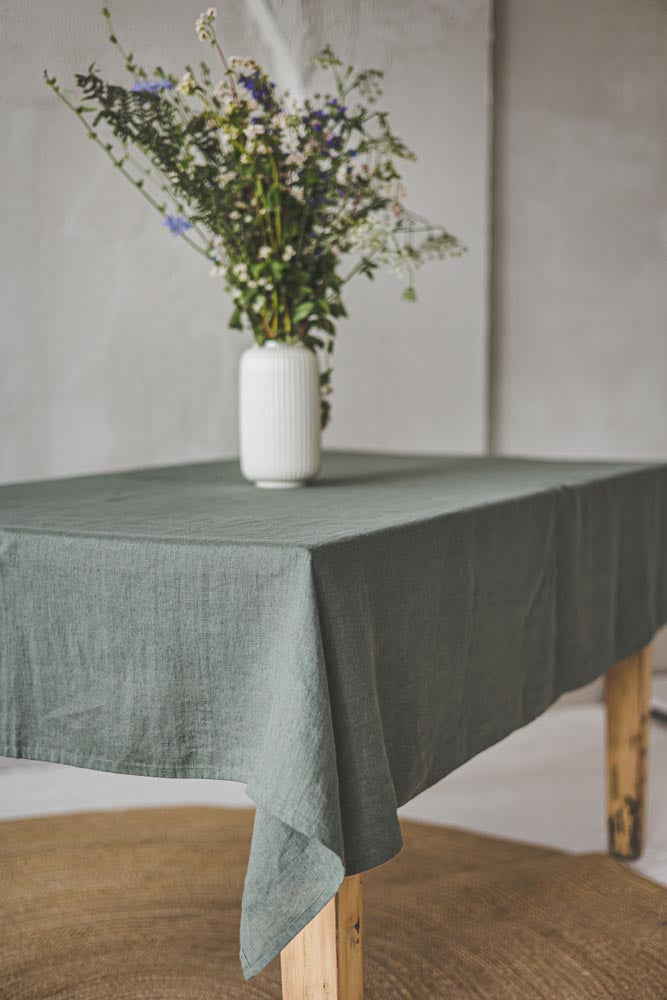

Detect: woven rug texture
[1, 806, 665, 999]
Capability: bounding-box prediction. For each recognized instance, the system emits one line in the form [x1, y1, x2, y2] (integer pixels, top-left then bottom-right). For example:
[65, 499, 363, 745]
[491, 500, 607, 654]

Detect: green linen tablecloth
[2, 451, 667, 977]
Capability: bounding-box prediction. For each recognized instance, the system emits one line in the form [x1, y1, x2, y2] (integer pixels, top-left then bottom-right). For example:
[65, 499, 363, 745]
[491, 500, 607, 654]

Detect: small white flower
[282, 244, 296, 261]
[258, 245, 271, 260]
[230, 56, 259, 70]
[336, 163, 350, 185]
[178, 72, 196, 95]
[248, 280, 258, 289]
[244, 123, 265, 140]
[229, 210, 240, 220]
[243, 214, 253, 223]
[195, 7, 217, 42]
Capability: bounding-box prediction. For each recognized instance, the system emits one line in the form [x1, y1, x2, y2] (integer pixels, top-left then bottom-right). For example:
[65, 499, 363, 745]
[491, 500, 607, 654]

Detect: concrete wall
[0, 0, 492, 484]
[491, 0, 667, 461]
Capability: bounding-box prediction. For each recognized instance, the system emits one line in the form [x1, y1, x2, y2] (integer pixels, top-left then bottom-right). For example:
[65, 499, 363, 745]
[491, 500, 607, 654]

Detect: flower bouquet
[46, 6, 464, 486]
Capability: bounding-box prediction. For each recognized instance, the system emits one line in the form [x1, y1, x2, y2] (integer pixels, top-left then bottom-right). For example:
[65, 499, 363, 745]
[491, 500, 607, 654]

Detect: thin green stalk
[210, 28, 239, 103]
[102, 7, 142, 82]
[341, 254, 375, 284]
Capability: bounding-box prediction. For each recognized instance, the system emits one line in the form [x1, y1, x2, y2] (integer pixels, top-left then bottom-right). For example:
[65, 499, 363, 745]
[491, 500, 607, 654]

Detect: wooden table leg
[605, 645, 651, 860]
[281, 875, 363, 1000]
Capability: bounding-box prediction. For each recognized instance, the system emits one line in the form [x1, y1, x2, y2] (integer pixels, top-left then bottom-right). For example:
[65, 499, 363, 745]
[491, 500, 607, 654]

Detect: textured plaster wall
[0, 0, 492, 483]
[491, 0, 667, 461]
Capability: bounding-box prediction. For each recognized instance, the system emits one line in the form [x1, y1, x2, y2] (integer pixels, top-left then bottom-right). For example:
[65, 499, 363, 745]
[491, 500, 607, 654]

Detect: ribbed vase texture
[239, 342, 321, 487]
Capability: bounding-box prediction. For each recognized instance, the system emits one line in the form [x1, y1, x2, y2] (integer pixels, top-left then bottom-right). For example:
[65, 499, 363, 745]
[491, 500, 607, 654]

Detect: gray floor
[2, 689, 666, 886]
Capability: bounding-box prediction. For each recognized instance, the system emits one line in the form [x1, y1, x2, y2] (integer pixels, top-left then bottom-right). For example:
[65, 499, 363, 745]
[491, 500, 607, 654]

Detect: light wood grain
[605, 646, 651, 860]
[281, 875, 363, 1000]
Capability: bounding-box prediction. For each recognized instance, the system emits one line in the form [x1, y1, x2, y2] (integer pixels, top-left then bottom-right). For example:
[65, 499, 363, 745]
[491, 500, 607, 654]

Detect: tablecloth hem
[0, 744, 250, 783]
[239, 823, 403, 979]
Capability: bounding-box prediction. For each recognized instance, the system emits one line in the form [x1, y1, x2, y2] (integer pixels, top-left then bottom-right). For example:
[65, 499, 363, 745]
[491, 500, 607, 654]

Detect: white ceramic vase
[239, 341, 321, 488]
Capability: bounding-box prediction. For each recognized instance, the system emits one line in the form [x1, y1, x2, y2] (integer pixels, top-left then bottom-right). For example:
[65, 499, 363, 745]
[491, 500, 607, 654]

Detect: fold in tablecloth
[1, 452, 666, 977]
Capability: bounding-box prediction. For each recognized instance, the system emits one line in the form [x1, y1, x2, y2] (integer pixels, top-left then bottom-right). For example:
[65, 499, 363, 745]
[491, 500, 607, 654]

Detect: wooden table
[2, 453, 664, 988]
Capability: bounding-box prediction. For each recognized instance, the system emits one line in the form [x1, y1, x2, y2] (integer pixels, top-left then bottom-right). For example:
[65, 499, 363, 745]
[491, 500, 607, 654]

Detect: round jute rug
[0, 807, 665, 999]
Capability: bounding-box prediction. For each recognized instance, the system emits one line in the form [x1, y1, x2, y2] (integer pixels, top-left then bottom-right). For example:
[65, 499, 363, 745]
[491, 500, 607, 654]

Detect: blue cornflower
[131, 79, 174, 94]
[326, 99, 346, 116]
[348, 149, 358, 157]
[162, 214, 192, 236]
[239, 72, 274, 107]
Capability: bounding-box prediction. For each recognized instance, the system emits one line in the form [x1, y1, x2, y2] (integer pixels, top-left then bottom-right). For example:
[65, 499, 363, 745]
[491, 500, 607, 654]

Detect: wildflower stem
[212, 31, 239, 102]
[341, 255, 375, 284]
[44, 75, 212, 261]
[103, 7, 141, 82]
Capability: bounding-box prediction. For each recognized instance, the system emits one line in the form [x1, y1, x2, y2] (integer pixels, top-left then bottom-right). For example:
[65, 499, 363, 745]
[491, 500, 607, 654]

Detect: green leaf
[228, 307, 243, 330]
[293, 301, 314, 323]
